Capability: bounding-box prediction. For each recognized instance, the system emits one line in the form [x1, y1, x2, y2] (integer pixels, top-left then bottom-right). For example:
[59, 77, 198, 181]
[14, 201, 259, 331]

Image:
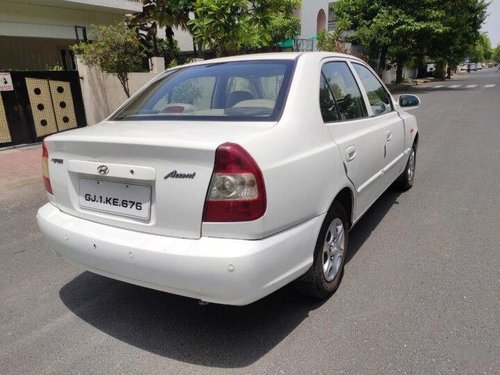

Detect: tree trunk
[377, 46, 388, 78]
[165, 26, 174, 49]
[434, 61, 446, 80]
[396, 57, 404, 85]
[118, 73, 130, 98]
[152, 34, 158, 56]
[151, 22, 158, 56]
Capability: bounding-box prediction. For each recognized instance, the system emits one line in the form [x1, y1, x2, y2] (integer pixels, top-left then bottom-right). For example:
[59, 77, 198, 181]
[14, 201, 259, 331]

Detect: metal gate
[0, 71, 86, 147]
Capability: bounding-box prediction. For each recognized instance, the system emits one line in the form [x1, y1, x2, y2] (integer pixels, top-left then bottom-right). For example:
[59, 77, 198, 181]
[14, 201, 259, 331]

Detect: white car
[37, 52, 420, 305]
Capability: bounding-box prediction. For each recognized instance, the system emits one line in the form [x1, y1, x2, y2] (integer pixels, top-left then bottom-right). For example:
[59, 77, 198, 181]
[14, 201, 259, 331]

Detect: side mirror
[399, 94, 421, 109]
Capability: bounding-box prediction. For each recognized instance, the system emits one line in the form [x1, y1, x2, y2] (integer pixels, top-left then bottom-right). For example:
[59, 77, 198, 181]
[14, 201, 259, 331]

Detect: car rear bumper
[37, 203, 324, 305]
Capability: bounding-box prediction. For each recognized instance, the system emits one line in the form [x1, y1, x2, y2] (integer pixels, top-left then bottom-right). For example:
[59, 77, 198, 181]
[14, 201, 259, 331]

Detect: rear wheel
[295, 202, 349, 299]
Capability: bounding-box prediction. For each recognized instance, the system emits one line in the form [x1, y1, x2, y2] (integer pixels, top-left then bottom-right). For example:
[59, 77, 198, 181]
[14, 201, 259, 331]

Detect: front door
[350, 62, 406, 189]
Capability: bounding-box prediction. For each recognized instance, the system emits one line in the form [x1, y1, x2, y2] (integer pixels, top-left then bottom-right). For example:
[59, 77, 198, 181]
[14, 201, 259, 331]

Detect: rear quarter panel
[202, 54, 354, 239]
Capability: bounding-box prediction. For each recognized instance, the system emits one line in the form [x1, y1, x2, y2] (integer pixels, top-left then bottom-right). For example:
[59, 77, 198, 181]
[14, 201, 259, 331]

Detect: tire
[295, 201, 349, 299]
[397, 144, 416, 191]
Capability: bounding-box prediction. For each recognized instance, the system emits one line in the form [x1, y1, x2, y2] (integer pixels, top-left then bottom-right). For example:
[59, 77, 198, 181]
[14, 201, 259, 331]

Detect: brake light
[42, 140, 53, 194]
[203, 143, 266, 222]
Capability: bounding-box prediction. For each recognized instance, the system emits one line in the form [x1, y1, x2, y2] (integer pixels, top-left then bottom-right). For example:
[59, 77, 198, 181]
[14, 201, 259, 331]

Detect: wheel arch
[331, 187, 354, 229]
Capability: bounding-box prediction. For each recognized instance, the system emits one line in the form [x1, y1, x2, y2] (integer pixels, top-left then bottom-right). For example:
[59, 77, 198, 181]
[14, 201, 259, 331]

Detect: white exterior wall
[158, 26, 194, 53]
[64, 0, 142, 12]
[298, 0, 330, 39]
[382, 66, 418, 84]
[76, 57, 164, 125]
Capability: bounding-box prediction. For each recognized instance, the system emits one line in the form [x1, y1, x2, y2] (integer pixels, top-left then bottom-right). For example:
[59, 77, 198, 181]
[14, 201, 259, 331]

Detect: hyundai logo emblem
[97, 165, 109, 175]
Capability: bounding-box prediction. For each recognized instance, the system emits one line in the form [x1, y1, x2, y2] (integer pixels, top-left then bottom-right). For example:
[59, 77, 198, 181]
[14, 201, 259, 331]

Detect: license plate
[79, 179, 151, 220]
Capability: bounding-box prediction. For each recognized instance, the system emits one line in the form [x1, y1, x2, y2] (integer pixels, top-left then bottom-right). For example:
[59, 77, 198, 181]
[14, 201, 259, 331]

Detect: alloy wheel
[322, 218, 345, 282]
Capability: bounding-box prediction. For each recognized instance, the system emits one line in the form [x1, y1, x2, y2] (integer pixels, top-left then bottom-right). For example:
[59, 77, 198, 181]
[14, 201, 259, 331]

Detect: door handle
[345, 145, 356, 162]
[386, 131, 392, 141]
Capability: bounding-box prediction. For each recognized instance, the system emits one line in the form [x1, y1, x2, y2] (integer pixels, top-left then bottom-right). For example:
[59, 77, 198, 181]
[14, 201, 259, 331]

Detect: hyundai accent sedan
[37, 52, 420, 305]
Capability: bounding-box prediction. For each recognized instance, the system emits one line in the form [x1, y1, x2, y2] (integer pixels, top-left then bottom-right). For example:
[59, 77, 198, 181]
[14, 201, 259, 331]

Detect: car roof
[169, 52, 364, 70]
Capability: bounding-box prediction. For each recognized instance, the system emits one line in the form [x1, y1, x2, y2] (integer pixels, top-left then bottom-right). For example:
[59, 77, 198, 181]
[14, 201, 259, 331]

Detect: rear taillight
[203, 143, 266, 222]
[42, 140, 53, 194]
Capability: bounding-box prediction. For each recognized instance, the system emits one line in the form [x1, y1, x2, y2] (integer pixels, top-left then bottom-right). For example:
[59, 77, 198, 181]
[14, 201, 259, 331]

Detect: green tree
[266, 4, 301, 47]
[425, 0, 488, 77]
[333, 0, 488, 83]
[334, 0, 447, 83]
[128, 0, 195, 55]
[72, 23, 146, 97]
[317, 30, 348, 53]
[189, 0, 299, 57]
[493, 44, 500, 63]
[468, 33, 493, 62]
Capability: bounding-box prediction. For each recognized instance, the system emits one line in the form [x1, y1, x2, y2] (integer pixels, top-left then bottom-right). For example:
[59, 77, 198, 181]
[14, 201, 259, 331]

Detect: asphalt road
[1, 69, 499, 374]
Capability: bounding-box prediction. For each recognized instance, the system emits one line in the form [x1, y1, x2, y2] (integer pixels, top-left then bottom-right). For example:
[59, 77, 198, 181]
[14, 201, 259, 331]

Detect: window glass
[259, 75, 284, 100]
[225, 76, 257, 108]
[171, 76, 216, 108]
[353, 63, 392, 116]
[111, 61, 294, 121]
[227, 77, 254, 95]
[319, 74, 341, 122]
[150, 76, 216, 113]
[321, 62, 367, 120]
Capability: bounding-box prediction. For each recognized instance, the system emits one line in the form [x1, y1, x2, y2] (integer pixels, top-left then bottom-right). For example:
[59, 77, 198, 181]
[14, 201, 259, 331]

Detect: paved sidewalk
[0, 144, 42, 187]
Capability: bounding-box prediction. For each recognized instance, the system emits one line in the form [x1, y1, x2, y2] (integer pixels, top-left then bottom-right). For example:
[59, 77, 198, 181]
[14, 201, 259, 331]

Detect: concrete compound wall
[382, 66, 418, 84]
[76, 57, 165, 125]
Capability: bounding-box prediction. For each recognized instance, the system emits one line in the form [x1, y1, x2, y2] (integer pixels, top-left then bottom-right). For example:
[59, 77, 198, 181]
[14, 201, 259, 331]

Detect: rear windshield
[111, 60, 295, 122]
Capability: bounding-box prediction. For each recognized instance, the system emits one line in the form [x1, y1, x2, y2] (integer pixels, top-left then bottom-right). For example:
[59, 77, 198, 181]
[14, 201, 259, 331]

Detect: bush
[72, 23, 146, 97]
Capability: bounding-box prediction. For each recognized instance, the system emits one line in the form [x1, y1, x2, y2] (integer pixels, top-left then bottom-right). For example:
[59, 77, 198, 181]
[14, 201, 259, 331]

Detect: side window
[319, 74, 341, 122]
[322, 62, 367, 120]
[352, 63, 392, 116]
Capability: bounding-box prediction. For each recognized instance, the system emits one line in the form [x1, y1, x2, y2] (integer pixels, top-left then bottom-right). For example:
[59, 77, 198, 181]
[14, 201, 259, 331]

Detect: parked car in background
[37, 52, 420, 305]
[470, 63, 477, 71]
[476, 63, 483, 70]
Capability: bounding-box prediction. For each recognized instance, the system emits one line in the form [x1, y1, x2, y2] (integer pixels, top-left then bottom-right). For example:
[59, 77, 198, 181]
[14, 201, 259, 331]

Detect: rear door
[321, 60, 386, 218]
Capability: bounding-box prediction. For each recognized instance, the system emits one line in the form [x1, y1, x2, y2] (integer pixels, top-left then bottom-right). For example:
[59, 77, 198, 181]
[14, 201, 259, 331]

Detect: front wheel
[397, 145, 416, 191]
[295, 202, 349, 299]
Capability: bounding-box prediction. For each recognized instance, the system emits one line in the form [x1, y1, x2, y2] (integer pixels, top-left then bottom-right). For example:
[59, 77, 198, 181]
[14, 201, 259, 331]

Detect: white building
[0, 0, 337, 69]
[293, 0, 332, 51]
[0, 0, 143, 70]
[296, 0, 331, 39]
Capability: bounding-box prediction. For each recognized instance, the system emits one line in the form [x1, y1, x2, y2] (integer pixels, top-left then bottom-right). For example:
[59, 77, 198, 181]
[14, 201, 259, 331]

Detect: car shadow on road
[346, 187, 401, 264]
[59, 271, 326, 368]
[59, 188, 401, 368]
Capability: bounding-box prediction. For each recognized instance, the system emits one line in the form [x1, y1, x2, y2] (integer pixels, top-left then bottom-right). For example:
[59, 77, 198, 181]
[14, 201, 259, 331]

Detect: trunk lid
[45, 120, 273, 239]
